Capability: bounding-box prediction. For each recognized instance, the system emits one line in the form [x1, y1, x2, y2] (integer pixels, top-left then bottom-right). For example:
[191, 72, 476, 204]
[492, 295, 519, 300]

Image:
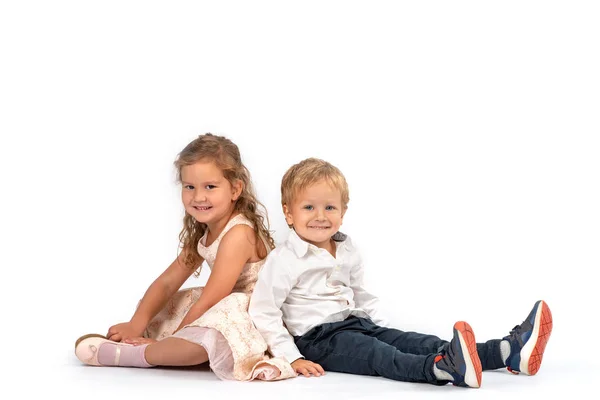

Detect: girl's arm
[174, 225, 255, 331]
[107, 250, 201, 341]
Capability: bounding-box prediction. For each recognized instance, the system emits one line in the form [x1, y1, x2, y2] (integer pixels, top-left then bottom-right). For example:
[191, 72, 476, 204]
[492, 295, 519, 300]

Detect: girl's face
[180, 161, 242, 226]
[283, 180, 345, 250]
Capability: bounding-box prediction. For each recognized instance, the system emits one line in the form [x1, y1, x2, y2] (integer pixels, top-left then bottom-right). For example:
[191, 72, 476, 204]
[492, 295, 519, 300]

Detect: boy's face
[283, 180, 345, 250]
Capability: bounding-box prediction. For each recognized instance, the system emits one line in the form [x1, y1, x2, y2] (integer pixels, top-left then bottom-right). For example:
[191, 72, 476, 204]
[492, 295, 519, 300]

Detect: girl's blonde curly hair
[174, 133, 274, 272]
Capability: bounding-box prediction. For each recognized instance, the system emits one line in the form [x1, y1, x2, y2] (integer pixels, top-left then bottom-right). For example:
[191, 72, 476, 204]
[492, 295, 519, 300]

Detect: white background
[1, 1, 598, 399]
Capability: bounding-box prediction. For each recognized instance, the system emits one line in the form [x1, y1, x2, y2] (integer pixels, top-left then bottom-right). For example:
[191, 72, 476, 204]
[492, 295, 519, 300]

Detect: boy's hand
[291, 359, 325, 377]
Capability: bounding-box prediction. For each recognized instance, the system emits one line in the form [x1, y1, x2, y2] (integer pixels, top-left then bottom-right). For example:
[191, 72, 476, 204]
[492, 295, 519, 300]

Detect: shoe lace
[437, 345, 458, 368]
[508, 324, 522, 337]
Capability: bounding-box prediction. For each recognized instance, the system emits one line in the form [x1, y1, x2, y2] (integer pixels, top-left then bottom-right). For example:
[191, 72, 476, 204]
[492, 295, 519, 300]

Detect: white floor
[22, 340, 596, 400]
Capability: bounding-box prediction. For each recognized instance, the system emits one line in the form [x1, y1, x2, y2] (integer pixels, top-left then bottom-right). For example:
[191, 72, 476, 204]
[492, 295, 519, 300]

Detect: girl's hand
[291, 359, 325, 377]
[123, 337, 157, 346]
[106, 321, 146, 342]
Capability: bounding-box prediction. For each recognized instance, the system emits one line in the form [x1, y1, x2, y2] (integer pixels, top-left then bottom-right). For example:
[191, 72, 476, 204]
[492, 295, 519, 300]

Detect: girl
[75, 133, 296, 381]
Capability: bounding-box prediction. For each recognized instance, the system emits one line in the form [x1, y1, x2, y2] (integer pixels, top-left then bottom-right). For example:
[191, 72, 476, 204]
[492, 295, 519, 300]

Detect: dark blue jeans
[293, 316, 505, 384]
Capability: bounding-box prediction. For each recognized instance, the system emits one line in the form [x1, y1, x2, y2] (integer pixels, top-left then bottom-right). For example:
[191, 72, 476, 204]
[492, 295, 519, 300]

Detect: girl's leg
[76, 335, 208, 367]
[145, 337, 209, 366]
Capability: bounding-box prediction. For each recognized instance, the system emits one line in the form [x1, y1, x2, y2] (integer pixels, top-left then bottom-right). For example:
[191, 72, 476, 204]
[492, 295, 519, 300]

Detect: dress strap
[219, 214, 272, 256]
[215, 214, 253, 243]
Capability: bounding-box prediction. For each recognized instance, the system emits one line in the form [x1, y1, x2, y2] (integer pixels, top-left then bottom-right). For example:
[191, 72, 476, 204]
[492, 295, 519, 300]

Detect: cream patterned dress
[143, 214, 296, 381]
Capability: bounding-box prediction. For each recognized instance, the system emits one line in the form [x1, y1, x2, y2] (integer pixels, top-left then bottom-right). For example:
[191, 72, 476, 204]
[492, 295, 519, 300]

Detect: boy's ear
[341, 206, 347, 221]
[232, 179, 243, 201]
[283, 204, 294, 226]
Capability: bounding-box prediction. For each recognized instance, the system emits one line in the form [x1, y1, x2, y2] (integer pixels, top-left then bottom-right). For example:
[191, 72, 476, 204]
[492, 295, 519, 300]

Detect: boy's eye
[325, 205, 336, 211]
[206, 185, 216, 190]
[184, 185, 195, 190]
[303, 205, 314, 211]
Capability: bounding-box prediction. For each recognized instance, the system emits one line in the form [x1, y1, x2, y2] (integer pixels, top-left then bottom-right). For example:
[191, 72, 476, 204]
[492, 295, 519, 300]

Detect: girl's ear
[232, 179, 243, 201]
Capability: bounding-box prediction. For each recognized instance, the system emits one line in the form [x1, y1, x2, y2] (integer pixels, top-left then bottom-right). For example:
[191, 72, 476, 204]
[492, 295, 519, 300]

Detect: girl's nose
[194, 191, 207, 202]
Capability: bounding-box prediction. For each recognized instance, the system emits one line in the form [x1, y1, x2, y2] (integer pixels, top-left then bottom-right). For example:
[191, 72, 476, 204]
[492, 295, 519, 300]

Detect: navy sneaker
[435, 321, 482, 388]
[503, 300, 553, 375]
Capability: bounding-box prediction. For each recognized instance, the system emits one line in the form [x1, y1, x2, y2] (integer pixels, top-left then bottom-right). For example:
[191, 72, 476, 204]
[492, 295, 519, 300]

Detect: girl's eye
[184, 185, 194, 190]
[303, 205, 314, 211]
[206, 185, 216, 190]
[326, 205, 336, 211]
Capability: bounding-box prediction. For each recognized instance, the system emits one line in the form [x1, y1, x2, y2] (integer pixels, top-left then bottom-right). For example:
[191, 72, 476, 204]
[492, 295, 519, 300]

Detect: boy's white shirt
[249, 229, 388, 364]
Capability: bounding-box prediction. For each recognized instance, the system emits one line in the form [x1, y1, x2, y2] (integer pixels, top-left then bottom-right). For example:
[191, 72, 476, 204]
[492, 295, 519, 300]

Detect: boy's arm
[349, 254, 389, 327]
[249, 253, 304, 363]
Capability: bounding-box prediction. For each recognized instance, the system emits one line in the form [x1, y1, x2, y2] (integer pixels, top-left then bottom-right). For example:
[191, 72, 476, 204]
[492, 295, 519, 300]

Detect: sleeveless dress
[143, 214, 296, 381]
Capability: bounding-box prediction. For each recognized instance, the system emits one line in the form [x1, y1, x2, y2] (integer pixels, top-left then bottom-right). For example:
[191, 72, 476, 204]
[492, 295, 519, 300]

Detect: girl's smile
[181, 161, 241, 227]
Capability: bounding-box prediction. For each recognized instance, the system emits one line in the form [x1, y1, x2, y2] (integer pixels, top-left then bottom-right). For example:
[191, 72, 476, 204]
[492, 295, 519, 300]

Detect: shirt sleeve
[248, 252, 304, 363]
[349, 253, 389, 327]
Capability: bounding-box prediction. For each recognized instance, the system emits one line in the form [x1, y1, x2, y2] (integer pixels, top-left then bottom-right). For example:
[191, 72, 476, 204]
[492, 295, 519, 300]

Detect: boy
[248, 158, 552, 388]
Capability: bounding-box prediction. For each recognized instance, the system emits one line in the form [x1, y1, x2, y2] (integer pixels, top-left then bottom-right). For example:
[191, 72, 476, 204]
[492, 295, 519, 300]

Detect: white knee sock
[500, 340, 511, 364]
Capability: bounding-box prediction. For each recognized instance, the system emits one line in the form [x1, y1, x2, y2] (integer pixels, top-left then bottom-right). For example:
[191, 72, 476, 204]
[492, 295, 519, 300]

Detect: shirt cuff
[273, 342, 304, 364]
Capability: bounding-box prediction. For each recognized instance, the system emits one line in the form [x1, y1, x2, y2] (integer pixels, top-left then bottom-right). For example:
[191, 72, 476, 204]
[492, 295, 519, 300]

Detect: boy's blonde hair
[281, 158, 350, 210]
[174, 133, 275, 272]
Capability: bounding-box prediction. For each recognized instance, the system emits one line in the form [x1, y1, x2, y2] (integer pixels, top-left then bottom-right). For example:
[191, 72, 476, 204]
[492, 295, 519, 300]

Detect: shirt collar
[286, 228, 353, 258]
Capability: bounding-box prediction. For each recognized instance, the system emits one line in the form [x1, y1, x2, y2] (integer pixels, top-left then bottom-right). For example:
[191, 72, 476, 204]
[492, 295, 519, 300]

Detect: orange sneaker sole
[454, 321, 482, 388]
[525, 301, 553, 375]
